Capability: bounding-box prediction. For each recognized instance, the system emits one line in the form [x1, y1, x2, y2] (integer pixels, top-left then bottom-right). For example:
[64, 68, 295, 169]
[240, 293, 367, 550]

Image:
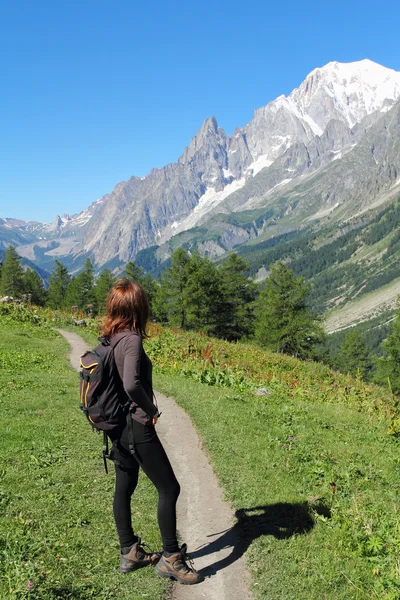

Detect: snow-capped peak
[291, 59, 400, 128]
[241, 58, 400, 173]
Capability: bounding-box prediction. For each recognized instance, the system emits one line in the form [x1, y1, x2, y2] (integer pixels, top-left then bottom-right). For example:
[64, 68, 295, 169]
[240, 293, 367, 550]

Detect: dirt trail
[57, 329, 253, 600]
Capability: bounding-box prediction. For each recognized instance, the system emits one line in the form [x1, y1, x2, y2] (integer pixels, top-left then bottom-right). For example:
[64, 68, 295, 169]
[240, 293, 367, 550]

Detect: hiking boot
[120, 538, 161, 574]
[155, 543, 204, 585]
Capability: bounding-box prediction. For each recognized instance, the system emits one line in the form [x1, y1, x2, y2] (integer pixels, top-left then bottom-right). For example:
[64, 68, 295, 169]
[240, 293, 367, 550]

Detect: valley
[2, 59, 400, 329]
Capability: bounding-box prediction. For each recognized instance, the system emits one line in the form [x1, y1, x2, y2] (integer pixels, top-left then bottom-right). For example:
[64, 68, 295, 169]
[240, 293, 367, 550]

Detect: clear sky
[1, 0, 399, 222]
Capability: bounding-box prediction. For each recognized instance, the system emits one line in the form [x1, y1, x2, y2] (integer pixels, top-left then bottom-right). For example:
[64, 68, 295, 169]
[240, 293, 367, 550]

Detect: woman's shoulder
[116, 331, 143, 351]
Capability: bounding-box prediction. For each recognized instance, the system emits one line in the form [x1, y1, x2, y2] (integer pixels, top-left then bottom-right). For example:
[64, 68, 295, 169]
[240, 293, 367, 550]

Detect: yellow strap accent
[80, 360, 99, 369]
[84, 366, 97, 425]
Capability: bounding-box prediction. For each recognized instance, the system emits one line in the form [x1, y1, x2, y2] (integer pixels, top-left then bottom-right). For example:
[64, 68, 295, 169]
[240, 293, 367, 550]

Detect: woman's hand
[152, 411, 162, 425]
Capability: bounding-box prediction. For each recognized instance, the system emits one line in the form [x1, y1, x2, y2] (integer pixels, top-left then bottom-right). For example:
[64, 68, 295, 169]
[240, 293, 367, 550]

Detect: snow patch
[158, 177, 246, 244]
[332, 151, 343, 161]
[192, 178, 246, 217]
[247, 155, 273, 176]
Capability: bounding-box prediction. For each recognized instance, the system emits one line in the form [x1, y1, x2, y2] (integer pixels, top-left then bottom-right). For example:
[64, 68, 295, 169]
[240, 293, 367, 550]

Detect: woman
[102, 278, 202, 585]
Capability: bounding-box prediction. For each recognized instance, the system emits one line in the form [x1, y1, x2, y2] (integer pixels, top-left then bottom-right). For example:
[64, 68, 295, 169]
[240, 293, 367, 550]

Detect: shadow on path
[192, 501, 331, 578]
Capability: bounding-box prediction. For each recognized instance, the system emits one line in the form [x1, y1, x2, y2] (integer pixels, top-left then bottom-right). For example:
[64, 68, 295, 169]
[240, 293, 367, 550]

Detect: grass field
[153, 374, 400, 600]
[77, 319, 400, 599]
[1, 305, 399, 599]
[0, 315, 168, 599]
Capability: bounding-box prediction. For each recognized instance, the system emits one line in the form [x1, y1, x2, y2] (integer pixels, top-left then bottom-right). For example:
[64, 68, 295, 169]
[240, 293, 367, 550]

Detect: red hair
[101, 278, 149, 338]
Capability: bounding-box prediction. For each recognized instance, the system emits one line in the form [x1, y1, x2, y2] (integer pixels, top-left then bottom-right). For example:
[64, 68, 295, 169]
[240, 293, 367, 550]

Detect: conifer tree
[255, 261, 325, 358]
[64, 259, 95, 311]
[22, 269, 47, 306]
[124, 261, 144, 283]
[0, 245, 24, 297]
[159, 248, 191, 327]
[215, 253, 257, 341]
[95, 268, 115, 314]
[337, 330, 373, 379]
[124, 261, 157, 312]
[47, 260, 70, 309]
[375, 304, 400, 393]
[152, 282, 169, 323]
[139, 274, 157, 314]
[184, 250, 220, 332]
[64, 276, 81, 310]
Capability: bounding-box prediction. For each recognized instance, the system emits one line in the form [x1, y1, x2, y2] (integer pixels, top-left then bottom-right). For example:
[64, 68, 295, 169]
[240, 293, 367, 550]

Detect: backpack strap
[126, 411, 142, 464]
[101, 331, 143, 472]
[103, 432, 109, 474]
[102, 412, 142, 474]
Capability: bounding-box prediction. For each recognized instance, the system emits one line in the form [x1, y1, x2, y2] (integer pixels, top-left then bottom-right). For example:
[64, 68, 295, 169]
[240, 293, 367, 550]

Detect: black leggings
[112, 423, 180, 553]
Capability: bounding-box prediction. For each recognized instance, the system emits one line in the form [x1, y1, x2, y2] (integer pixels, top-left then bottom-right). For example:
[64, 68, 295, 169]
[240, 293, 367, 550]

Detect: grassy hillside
[143, 327, 400, 599]
[0, 310, 167, 599]
[155, 374, 399, 600]
[1, 305, 399, 598]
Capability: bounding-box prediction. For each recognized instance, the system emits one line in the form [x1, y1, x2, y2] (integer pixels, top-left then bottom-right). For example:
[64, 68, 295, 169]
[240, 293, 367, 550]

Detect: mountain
[77, 60, 400, 265]
[2, 59, 400, 315]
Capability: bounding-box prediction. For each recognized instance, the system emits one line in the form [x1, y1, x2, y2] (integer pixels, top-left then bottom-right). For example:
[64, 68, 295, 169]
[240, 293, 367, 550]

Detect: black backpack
[79, 332, 137, 472]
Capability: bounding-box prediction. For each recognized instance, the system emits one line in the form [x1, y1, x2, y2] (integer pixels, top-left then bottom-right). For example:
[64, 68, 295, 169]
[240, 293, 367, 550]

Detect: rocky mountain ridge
[3, 59, 400, 274]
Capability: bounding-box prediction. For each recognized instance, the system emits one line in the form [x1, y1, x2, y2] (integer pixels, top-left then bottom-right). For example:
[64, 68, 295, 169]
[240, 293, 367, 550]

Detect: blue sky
[1, 0, 399, 222]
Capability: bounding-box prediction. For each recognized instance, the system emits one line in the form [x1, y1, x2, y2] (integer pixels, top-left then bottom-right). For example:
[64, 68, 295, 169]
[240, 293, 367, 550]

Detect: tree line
[0, 244, 324, 357]
[2, 243, 400, 393]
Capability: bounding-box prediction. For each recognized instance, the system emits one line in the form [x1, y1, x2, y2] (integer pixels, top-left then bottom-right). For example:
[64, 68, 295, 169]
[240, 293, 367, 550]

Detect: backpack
[79, 332, 137, 472]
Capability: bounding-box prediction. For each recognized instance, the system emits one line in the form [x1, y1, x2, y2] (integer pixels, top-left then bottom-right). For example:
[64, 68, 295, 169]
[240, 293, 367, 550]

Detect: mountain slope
[2, 58, 400, 303]
[80, 60, 400, 264]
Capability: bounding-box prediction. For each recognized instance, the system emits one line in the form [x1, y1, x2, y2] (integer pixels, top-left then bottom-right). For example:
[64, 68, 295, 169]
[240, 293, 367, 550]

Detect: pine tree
[255, 261, 325, 358]
[152, 282, 169, 323]
[140, 273, 158, 314]
[78, 258, 96, 311]
[95, 268, 115, 314]
[215, 253, 257, 341]
[0, 245, 25, 297]
[64, 276, 81, 310]
[184, 251, 220, 332]
[124, 261, 144, 283]
[375, 305, 400, 394]
[47, 260, 70, 309]
[22, 269, 47, 306]
[123, 261, 157, 312]
[159, 248, 191, 327]
[337, 330, 373, 379]
[64, 259, 95, 311]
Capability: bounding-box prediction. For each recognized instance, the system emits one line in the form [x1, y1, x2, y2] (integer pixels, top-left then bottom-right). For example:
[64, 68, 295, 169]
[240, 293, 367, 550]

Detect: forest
[2, 241, 400, 395]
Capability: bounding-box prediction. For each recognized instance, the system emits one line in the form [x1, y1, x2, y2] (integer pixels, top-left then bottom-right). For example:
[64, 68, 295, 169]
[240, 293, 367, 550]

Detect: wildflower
[27, 581, 34, 590]
[288, 435, 294, 441]
[282, 445, 287, 449]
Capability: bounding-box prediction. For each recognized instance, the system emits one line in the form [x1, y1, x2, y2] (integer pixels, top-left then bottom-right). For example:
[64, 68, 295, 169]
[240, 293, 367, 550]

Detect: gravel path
[57, 329, 253, 600]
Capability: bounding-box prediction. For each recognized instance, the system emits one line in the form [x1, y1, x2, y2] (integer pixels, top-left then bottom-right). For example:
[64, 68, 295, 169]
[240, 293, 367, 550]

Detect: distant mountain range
[2, 58, 400, 327]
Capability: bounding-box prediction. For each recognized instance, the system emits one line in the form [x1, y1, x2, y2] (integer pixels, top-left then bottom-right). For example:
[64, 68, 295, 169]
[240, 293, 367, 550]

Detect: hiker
[102, 278, 203, 584]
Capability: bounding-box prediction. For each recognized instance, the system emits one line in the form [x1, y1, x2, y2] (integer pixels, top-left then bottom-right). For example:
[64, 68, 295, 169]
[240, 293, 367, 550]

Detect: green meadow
[1, 305, 399, 599]
[0, 310, 168, 599]
[145, 326, 400, 599]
